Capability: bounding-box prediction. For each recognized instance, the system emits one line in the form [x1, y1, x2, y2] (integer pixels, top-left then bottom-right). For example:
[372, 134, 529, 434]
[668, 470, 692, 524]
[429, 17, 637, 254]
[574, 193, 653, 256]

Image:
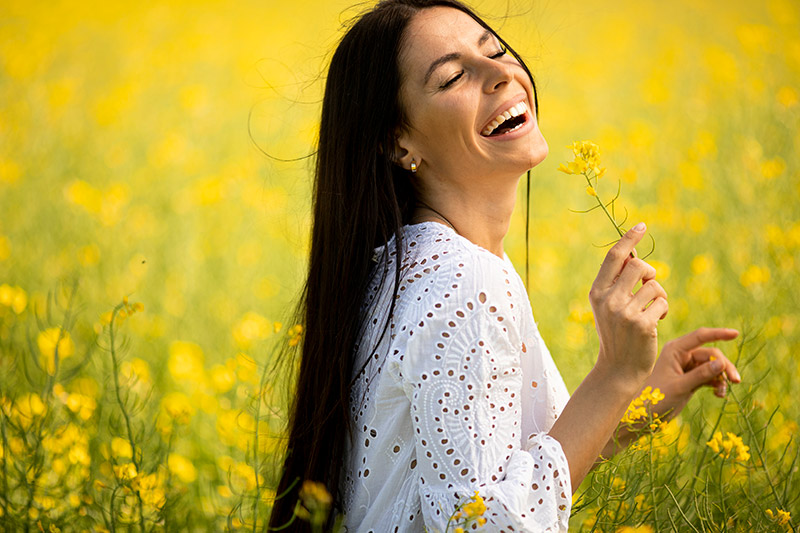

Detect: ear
[393, 129, 420, 173]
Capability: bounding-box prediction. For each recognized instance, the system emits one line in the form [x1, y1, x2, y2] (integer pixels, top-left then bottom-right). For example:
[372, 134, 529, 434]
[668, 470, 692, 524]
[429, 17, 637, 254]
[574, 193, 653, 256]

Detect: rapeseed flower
[111, 437, 133, 459]
[765, 508, 791, 525]
[0, 284, 27, 313]
[167, 340, 205, 382]
[616, 526, 654, 533]
[65, 392, 96, 420]
[161, 392, 195, 425]
[168, 453, 197, 483]
[295, 480, 333, 528]
[621, 387, 664, 425]
[232, 312, 273, 349]
[560, 140, 640, 248]
[114, 462, 138, 482]
[448, 490, 488, 530]
[558, 140, 605, 176]
[706, 431, 750, 462]
[37, 327, 75, 374]
[287, 324, 304, 347]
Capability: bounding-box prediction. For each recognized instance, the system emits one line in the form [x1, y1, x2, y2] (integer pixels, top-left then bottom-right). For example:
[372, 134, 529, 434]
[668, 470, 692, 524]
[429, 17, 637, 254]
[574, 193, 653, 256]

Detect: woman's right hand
[589, 222, 668, 386]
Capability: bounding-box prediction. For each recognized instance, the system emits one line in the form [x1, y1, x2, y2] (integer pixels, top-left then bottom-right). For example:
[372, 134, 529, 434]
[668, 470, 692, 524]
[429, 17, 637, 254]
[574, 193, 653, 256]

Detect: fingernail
[710, 359, 723, 372]
[732, 368, 741, 382]
[633, 222, 645, 232]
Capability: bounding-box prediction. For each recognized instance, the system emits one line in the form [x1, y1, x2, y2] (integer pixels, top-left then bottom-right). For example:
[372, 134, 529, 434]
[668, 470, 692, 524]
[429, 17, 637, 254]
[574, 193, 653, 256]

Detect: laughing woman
[268, 1, 742, 531]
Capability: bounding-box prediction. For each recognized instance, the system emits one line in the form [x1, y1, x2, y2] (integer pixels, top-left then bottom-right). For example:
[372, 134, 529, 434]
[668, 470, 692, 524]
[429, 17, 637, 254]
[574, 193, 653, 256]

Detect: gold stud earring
[410, 159, 417, 173]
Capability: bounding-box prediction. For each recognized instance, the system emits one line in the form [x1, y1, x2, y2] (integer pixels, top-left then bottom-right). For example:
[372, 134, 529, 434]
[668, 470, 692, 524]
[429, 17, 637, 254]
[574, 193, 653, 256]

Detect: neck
[411, 177, 519, 258]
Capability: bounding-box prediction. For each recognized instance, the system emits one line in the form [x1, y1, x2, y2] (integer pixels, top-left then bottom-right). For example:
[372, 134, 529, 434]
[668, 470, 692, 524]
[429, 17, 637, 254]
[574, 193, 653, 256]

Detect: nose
[482, 57, 514, 93]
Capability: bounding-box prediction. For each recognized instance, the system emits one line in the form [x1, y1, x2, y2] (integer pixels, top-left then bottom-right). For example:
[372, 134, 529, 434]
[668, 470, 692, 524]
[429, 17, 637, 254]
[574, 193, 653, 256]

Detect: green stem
[664, 485, 700, 533]
[718, 454, 727, 531]
[584, 173, 624, 238]
[729, 387, 794, 530]
[109, 303, 147, 533]
[648, 432, 659, 531]
[1, 414, 9, 528]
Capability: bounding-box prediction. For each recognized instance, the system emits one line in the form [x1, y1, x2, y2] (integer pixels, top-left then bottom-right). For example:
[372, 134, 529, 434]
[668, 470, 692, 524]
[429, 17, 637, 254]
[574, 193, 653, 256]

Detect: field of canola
[0, 0, 798, 530]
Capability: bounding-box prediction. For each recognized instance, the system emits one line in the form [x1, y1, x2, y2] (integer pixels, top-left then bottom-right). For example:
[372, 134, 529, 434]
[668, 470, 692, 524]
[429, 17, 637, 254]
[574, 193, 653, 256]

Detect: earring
[410, 159, 417, 173]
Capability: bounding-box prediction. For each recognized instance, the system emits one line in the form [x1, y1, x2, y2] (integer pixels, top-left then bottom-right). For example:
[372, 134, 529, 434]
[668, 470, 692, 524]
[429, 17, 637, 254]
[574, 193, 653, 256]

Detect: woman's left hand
[644, 327, 741, 421]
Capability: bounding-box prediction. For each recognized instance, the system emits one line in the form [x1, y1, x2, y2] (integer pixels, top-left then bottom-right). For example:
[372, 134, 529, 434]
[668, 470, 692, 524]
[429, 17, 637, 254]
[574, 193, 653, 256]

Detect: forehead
[400, 7, 490, 75]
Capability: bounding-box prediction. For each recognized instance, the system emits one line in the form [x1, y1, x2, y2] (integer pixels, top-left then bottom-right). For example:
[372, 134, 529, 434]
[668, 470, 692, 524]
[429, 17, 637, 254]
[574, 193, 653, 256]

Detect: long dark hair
[268, 1, 538, 529]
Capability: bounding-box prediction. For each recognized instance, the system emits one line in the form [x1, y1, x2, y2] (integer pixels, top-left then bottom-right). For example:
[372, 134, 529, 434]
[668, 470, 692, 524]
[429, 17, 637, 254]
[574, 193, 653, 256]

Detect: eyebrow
[423, 29, 494, 85]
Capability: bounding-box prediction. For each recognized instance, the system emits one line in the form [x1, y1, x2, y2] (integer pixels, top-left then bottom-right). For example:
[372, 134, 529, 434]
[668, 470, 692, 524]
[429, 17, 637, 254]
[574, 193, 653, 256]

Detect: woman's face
[396, 7, 548, 187]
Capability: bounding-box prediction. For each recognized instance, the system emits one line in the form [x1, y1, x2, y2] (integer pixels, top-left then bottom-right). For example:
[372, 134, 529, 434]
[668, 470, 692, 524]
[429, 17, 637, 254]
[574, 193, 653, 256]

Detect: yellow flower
[561, 140, 603, 176]
[114, 462, 138, 482]
[37, 327, 75, 374]
[740, 265, 770, 287]
[296, 480, 332, 527]
[616, 526, 654, 533]
[288, 324, 304, 347]
[209, 364, 236, 393]
[161, 392, 195, 425]
[66, 392, 97, 420]
[766, 508, 791, 525]
[111, 437, 133, 459]
[232, 312, 273, 349]
[168, 453, 197, 483]
[586, 186, 597, 197]
[462, 491, 487, 518]
[0, 284, 27, 313]
[167, 340, 205, 382]
[706, 431, 722, 453]
[12, 393, 46, 428]
[135, 470, 167, 510]
[120, 358, 151, 386]
[706, 431, 749, 462]
[621, 387, 664, 425]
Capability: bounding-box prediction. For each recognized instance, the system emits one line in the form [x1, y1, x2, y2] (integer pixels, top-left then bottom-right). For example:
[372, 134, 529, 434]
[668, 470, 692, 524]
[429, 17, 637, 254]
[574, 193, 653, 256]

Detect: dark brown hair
[268, 1, 538, 529]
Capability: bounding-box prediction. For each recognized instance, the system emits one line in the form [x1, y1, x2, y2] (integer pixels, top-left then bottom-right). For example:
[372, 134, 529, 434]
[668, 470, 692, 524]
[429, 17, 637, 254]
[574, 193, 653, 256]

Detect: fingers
[632, 279, 667, 310]
[593, 223, 647, 289]
[688, 347, 742, 383]
[616, 258, 657, 292]
[682, 347, 741, 396]
[666, 327, 739, 353]
[642, 295, 669, 322]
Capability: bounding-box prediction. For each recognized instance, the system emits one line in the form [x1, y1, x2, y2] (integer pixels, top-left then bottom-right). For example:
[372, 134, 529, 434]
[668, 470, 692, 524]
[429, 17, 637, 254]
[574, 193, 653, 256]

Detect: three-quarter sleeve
[395, 252, 572, 532]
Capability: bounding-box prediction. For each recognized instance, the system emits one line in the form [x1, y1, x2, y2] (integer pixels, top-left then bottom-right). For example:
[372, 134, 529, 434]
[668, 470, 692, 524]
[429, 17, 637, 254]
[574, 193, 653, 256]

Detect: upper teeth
[481, 101, 528, 136]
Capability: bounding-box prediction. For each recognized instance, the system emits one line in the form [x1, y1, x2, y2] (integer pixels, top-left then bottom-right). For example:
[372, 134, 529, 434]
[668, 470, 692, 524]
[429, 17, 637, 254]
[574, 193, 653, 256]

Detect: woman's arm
[549, 223, 669, 490]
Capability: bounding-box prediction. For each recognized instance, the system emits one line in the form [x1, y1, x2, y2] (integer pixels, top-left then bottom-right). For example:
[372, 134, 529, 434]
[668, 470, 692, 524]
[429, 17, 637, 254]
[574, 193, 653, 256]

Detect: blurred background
[0, 0, 798, 529]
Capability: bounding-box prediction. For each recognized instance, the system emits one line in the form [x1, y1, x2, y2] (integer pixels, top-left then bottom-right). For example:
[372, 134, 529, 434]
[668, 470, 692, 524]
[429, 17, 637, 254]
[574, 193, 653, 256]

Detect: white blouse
[341, 222, 572, 532]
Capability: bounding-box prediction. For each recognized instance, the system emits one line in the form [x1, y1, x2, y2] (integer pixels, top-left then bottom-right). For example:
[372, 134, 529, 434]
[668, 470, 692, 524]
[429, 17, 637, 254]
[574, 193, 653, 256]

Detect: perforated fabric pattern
[341, 223, 571, 532]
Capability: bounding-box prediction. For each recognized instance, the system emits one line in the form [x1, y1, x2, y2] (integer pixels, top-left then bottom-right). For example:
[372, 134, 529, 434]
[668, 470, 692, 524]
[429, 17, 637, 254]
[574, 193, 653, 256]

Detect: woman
[269, 1, 742, 531]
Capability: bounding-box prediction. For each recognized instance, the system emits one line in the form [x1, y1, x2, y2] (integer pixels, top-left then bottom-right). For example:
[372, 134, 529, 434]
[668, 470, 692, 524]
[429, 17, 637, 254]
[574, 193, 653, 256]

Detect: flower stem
[109, 302, 147, 533]
[584, 173, 624, 238]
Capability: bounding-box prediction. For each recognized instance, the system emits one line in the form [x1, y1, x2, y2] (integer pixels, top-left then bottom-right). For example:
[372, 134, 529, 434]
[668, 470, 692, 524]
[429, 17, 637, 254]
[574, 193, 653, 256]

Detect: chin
[527, 136, 548, 169]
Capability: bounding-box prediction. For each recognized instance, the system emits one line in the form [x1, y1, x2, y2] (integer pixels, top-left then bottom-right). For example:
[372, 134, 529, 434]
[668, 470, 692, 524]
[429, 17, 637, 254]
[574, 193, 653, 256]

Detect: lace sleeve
[395, 252, 572, 532]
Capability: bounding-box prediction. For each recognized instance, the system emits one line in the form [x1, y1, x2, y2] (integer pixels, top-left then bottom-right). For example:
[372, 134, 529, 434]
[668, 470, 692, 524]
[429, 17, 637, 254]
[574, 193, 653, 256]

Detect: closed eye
[439, 48, 507, 89]
[441, 71, 463, 89]
[490, 47, 507, 59]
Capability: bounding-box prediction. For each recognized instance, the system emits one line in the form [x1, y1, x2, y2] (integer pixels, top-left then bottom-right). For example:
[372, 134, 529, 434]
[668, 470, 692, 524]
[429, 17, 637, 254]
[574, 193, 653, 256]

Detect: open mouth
[481, 100, 528, 137]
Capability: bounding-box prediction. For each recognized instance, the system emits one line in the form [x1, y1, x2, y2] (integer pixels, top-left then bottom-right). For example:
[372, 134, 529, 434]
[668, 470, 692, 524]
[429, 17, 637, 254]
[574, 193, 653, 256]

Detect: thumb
[683, 359, 724, 392]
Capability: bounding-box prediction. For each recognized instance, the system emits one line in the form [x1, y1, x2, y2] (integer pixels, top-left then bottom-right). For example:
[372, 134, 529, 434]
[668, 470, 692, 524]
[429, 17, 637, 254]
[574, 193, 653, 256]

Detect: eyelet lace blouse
[341, 222, 572, 532]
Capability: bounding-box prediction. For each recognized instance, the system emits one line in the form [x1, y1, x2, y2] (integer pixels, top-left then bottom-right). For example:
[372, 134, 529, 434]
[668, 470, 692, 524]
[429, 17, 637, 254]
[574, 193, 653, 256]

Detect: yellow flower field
[0, 0, 798, 531]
